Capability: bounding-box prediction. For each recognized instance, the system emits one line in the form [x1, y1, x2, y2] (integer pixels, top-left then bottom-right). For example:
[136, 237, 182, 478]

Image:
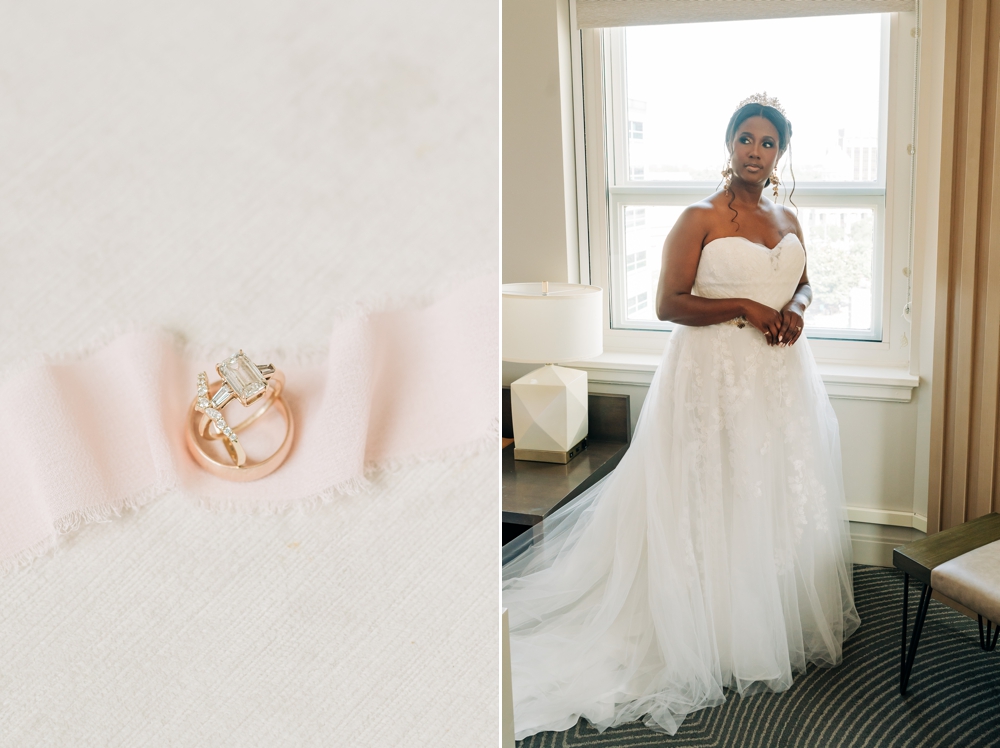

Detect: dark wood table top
[893, 512, 1000, 586]
[501, 440, 629, 526]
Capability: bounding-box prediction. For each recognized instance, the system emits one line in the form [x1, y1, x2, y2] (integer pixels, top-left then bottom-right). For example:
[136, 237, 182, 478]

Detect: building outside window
[624, 206, 645, 229]
[627, 291, 649, 316]
[626, 249, 647, 273]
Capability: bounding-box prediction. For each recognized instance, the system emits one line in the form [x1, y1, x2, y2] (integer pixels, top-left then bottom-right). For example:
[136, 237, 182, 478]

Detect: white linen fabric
[1, 455, 495, 747]
[502, 234, 861, 739]
[0, 1, 497, 745]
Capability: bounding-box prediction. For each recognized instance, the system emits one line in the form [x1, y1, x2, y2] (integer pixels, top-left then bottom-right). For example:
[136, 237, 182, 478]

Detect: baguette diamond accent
[212, 385, 232, 408]
[194, 372, 238, 444]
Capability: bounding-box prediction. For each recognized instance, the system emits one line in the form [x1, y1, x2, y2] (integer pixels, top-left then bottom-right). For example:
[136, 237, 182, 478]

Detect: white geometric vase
[510, 364, 588, 453]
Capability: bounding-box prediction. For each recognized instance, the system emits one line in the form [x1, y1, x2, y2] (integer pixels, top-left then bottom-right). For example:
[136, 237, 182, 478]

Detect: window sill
[567, 351, 919, 402]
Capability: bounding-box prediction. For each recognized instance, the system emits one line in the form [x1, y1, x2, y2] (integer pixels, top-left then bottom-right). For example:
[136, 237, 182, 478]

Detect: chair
[893, 512, 1000, 694]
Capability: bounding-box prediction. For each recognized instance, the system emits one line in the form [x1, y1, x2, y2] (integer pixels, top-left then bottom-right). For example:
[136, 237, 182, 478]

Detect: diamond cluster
[195, 371, 238, 443]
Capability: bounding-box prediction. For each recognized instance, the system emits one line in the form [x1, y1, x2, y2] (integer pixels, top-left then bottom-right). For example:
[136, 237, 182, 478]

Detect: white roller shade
[576, 0, 916, 28]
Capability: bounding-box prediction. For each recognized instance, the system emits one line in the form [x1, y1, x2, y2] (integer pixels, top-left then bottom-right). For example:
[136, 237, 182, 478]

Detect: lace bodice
[693, 233, 805, 311]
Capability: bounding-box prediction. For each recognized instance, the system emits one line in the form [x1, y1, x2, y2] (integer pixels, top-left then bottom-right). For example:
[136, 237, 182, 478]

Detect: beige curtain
[927, 0, 1000, 533]
[575, 0, 916, 27]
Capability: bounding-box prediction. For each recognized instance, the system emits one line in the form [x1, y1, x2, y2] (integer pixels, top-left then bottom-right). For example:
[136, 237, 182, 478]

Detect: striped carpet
[515, 565, 1000, 748]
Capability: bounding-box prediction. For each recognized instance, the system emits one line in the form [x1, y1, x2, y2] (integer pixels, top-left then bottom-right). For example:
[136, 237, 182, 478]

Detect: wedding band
[186, 393, 294, 481]
[193, 371, 247, 466]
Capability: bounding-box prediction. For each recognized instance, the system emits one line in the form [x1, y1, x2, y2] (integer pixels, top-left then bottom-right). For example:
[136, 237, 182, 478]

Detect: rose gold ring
[197, 370, 285, 442]
[196, 350, 281, 439]
[185, 351, 294, 481]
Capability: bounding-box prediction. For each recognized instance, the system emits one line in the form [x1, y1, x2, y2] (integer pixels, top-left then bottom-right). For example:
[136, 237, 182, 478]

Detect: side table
[501, 388, 630, 547]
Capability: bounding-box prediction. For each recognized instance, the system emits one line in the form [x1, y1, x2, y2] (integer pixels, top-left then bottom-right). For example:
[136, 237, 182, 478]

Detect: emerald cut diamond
[217, 350, 268, 406]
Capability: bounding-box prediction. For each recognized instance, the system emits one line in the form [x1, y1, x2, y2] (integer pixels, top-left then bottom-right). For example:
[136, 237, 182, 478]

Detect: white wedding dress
[502, 233, 861, 739]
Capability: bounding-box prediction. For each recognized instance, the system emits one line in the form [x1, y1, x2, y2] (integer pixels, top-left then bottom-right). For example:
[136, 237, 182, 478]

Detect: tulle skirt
[502, 323, 861, 739]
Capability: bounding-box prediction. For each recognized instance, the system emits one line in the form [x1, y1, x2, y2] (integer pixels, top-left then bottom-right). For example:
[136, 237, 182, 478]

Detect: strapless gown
[502, 233, 861, 739]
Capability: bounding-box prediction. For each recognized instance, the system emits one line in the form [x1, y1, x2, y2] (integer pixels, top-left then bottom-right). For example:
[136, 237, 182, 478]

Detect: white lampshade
[502, 282, 603, 363]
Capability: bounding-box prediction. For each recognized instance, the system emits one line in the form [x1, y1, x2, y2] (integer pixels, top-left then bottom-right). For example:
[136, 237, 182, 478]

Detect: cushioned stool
[893, 512, 1000, 694]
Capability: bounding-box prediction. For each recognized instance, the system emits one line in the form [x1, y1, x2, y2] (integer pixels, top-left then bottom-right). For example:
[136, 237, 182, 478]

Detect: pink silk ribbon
[0, 275, 498, 571]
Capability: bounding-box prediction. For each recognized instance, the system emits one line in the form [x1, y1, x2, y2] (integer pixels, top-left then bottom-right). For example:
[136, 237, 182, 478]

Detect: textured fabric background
[0, 1, 498, 745]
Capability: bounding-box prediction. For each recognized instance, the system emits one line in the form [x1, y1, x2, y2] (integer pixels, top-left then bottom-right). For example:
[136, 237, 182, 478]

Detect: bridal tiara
[735, 92, 786, 117]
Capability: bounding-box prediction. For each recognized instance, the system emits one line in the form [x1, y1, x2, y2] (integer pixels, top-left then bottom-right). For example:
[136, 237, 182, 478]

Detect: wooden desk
[501, 389, 630, 546]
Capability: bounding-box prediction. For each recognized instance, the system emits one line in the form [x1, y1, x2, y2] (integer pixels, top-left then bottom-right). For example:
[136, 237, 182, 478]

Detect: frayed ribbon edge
[0, 421, 498, 576]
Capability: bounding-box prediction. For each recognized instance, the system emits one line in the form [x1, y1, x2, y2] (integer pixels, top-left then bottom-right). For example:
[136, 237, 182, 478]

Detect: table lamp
[502, 282, 603, 463]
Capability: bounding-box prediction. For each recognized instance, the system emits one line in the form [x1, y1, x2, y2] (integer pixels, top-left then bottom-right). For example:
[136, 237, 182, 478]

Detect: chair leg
[900, 573, 909, 678]
[900, 577, 932, 695]
[978, 615, 1000, 652]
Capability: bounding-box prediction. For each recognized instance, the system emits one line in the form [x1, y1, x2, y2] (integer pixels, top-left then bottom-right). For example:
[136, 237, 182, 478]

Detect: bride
[502, 94, 861, 739]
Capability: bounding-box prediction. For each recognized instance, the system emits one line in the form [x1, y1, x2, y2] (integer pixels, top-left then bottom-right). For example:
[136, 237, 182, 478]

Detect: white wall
[502, 0, 579, 284]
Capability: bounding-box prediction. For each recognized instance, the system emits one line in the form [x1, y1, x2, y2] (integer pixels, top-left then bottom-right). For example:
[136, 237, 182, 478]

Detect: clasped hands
[743, 300, 804, 347]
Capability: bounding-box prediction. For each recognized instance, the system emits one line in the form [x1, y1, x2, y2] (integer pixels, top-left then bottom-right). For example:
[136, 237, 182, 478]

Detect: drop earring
[722, 161, 732, 192]
[770, 169, 780, 201]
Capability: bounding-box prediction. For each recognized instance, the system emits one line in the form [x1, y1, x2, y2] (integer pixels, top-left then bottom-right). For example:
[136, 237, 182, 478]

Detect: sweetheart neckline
[702, 233, 799, 254]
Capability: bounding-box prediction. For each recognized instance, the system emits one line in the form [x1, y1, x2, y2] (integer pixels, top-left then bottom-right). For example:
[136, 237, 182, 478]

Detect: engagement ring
[196, 351, 284, 442]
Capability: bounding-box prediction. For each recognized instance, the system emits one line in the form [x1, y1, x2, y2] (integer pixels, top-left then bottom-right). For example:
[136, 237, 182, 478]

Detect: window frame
[576, 11, 918, 367]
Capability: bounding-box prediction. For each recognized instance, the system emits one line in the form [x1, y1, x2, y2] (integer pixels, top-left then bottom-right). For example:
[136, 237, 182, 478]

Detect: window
[579, 10, 917, 363]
